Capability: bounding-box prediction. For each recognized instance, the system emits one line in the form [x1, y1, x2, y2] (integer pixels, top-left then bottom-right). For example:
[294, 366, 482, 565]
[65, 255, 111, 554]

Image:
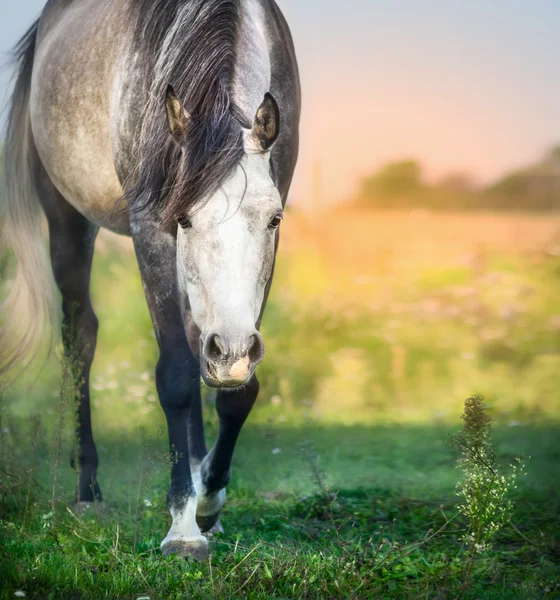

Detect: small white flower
[272, 448, 281, 455]
[270, 395, 282, 407]
[128, 385, 148, 398]
[143, 499, 152, 507]
[14, 591, 26, 598]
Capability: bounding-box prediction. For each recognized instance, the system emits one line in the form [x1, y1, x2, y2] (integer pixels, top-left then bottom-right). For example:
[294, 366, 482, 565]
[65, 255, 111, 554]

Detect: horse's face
[176, 155, 281, 388]
[171, 93, 282, 388]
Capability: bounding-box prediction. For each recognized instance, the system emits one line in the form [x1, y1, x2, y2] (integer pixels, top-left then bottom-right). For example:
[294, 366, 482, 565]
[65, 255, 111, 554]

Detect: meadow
[1, 209, 560, 599]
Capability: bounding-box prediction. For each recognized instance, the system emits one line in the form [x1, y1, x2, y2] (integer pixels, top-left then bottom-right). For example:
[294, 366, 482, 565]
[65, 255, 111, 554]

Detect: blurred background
[1, 0, 559, 473]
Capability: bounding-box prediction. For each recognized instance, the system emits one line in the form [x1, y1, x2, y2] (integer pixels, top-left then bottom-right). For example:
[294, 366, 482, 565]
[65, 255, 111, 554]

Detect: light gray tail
[0, 20, 58, 376]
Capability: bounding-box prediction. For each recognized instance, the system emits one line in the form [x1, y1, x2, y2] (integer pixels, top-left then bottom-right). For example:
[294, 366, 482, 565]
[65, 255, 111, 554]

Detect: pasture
[1, 209, 560, 599]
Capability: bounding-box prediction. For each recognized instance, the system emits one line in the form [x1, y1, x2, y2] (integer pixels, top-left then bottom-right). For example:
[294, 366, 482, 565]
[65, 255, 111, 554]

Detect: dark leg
[188, 393, 207, 465]
[196, 377, 260, 531]
[46, 208, 100, 503]
[185, 313, 208, 466]
[132, 222, 208, 560]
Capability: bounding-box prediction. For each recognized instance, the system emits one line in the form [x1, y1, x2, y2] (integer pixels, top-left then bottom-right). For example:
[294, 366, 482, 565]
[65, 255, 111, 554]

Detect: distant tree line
[355, 146, 560, 211]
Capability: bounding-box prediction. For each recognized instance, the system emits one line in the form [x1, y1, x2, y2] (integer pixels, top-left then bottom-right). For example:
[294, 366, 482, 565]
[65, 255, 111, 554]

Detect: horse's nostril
[205, 333, 226, 361]
[247, 333, 265, 365]
[203, 332, 264, 374]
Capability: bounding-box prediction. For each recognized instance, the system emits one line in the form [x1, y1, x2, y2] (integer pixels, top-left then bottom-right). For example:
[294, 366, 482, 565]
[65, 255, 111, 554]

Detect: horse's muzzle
[200, 331, 265, 388]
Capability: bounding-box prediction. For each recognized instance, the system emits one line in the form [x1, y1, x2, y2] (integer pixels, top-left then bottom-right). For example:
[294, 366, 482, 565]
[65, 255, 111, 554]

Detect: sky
[1, 1, 560, 206]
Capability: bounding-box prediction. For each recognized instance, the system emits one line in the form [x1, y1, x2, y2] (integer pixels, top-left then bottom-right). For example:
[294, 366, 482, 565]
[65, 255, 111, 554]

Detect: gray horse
[1, 0, 300, 560]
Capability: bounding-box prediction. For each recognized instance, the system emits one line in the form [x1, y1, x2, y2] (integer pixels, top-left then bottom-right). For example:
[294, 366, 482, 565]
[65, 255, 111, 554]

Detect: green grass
[1, 228, 560, 599]
[1, 421, 559, 599]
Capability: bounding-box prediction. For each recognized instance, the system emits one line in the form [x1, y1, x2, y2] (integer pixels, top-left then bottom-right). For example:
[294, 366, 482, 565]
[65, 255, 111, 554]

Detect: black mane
[126, 0, 246, 225]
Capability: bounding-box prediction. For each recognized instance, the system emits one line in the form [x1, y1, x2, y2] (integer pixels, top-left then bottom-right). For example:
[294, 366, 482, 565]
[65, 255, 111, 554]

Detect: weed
[452, 395, 528, 598]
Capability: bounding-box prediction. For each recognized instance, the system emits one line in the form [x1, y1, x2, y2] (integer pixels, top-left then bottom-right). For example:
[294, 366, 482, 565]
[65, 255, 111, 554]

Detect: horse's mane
[125, 0, 247, 225]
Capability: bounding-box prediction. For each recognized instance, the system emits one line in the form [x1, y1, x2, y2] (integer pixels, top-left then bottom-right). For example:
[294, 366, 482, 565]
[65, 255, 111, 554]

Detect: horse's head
[166, 90, 282, 388]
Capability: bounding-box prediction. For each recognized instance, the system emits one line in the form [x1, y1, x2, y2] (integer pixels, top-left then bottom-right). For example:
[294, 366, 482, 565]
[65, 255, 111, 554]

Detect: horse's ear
[165, 85, 189, 141]
[251, 93, 280, 152]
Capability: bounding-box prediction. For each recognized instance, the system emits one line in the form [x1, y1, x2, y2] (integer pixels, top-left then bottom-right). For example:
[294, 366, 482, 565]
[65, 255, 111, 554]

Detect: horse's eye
[269, 212, 283, 229]
[178, 217, 192, 229]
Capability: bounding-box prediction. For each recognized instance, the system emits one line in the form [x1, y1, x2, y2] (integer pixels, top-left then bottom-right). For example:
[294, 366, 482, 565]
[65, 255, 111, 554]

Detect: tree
[438, 172, 476, 193]
[487, 146, 560, 210]
[359, 159, 423, 203]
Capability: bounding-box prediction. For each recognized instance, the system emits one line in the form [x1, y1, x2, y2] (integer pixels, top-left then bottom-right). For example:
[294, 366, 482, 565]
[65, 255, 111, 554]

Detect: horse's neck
[232, 0, 272, 122]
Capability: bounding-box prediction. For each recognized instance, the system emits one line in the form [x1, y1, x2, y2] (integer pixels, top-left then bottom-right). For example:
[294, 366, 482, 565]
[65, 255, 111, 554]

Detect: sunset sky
[2, 1, 560, 206]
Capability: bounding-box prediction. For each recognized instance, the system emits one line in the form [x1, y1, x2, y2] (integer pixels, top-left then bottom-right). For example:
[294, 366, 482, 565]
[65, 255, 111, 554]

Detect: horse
[1, 0, 300, 560]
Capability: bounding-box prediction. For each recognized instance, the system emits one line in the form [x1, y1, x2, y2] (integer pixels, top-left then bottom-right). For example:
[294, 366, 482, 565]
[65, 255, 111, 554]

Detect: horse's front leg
[132, 222, 208, 560]
[194, 267, 274, 532]
[195, 378, 259, 532]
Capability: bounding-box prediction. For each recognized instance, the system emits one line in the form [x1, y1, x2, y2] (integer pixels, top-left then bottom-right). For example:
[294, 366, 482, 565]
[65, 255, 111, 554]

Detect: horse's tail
[0, 19, 58, 377]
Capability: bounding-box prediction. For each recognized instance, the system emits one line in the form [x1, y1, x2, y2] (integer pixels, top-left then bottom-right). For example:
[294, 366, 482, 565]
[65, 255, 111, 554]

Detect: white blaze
[176, 153, 281, 344]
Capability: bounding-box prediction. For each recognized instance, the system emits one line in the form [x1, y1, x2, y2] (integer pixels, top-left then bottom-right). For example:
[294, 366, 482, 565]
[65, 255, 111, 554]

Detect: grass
[1, 209, 560, 598]
[1, 422, 559, 598]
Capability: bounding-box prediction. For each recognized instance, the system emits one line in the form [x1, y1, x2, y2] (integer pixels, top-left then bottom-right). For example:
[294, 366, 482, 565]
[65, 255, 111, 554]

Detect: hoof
[69, 501, 109, 519]
[204, 517, 224, 536]
[197, 513, 222, 534]
[161, 536, 209, 561]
